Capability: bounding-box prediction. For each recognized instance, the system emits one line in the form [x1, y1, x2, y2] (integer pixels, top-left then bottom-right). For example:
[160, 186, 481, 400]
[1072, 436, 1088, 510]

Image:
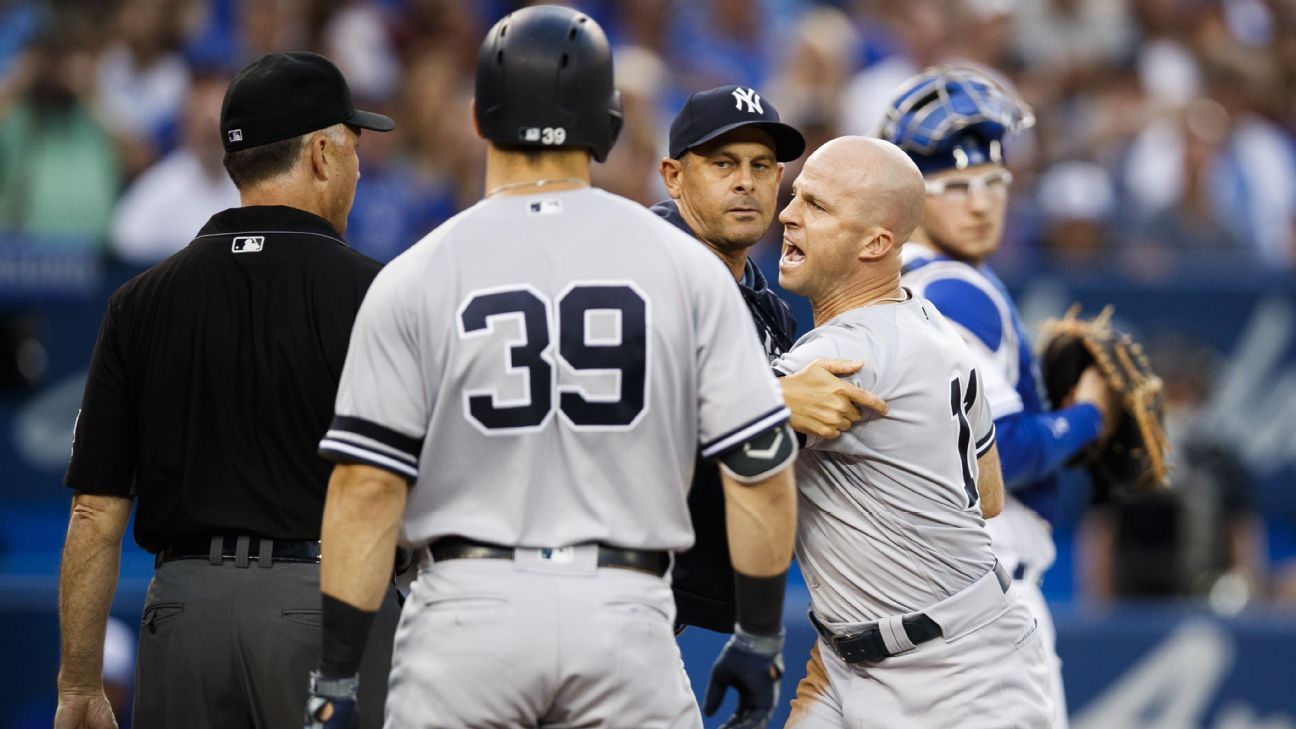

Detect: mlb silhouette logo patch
[528, 199, 562, 215]
[227, 129, 243, 143]
[232, 236, 264, 253]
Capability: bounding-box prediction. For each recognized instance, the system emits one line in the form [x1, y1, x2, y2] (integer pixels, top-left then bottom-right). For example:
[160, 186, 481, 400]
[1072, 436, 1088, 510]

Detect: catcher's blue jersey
[901, 243, 1058, 519]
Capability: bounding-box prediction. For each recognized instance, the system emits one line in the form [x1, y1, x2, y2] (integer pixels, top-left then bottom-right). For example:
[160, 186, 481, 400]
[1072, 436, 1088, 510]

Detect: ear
[859, 227, 896, 261]
[470, 97, 482, 139]
[659, 157, 684, 200]
[775, 161, 786, 188]
[308, 132, 329, 181]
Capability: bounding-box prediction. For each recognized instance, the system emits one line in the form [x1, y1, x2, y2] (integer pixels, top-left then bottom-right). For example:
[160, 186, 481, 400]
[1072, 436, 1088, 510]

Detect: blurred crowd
[0, 0, 1293, 275]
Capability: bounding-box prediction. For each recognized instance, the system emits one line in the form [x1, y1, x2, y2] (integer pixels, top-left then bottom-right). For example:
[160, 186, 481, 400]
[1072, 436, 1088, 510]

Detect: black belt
[155, 535, 321, 568]
[427, 537, 670, 577]
[811, 564, 1011, 665]
[809, 610, 943, 665]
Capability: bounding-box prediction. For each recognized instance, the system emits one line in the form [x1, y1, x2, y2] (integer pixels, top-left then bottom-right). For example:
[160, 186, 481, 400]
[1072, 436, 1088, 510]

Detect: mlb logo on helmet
[227, 129, 243, 143]
[232, 236, 265, 253]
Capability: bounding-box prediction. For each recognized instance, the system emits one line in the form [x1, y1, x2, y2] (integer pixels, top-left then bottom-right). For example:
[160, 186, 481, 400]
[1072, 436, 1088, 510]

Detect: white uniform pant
[785, 600, 1052, 729]
[383, 549, 700, 729]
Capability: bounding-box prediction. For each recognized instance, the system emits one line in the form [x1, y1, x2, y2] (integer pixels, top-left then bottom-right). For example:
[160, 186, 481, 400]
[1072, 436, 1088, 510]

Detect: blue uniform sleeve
[994, 403, 1103, 491]
[922, 278, 1003, 352]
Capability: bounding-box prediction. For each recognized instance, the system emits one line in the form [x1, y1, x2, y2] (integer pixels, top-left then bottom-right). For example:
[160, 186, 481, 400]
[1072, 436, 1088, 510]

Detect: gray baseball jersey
[320, 187, 789, 552]
[772, 292, 996, 624]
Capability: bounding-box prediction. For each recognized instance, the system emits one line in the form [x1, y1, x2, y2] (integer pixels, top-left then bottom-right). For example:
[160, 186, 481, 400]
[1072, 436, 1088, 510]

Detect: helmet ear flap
[603, 90, 624, 160]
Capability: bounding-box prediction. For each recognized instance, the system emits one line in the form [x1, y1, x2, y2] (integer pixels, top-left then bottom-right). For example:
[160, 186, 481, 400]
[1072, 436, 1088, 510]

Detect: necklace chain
[485, 177, 589, 198]
[866, 289, 910, 307]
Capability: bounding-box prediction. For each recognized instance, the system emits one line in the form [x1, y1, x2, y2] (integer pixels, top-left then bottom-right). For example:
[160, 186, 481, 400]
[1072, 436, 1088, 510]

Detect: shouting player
[774, 136, 1052, 728]
[882, 66, 1121, 728]
[304, 6, 797, 729]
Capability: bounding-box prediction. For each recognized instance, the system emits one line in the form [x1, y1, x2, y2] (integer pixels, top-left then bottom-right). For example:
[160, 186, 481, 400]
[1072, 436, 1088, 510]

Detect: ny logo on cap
[227, 129, 243, 143]
[732, 87, 763, 114]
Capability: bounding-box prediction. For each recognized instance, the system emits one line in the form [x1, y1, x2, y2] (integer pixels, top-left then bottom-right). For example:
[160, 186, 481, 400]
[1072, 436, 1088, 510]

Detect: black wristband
[319, 593, 377, 679]
[733, 570, 787, 637]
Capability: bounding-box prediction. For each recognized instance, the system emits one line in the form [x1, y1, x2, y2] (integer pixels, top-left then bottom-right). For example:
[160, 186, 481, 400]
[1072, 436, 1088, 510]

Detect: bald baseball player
[305, 7, 797, 729]
[773, 137, 1052, 728]
[883, 67, 1123, 728]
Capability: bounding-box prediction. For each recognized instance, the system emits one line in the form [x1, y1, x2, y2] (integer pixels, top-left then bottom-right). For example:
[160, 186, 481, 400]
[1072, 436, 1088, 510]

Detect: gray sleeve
[968, 368, 996, 457]
[775, 326, 881, 454]
[319, 268, 430, 480]
[694, 262, 790, 460]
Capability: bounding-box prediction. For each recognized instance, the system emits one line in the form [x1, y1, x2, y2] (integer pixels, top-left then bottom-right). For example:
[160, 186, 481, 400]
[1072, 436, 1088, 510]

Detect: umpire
[55, 52, 400, 729]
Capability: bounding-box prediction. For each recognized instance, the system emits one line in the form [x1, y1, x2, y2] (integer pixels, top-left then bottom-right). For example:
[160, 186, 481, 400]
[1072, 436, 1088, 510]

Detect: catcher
[883, 66, 1165, 728]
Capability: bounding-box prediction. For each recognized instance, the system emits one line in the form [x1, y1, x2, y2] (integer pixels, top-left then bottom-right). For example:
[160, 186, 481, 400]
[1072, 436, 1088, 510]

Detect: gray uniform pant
[786, 599, 1053, 729]
[132, 556, 400, 729]
[384, 546, 701, 729]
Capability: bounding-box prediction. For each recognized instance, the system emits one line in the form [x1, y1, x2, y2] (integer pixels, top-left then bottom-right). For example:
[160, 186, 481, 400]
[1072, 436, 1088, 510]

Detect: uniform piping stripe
[701, 406, 791, 459]
[323, 429, 418, 466]
[191, 230, 348, 247]
[319, 440, 419, 479]
[330, 415, 423, 456]
[975, 426, 997, 457]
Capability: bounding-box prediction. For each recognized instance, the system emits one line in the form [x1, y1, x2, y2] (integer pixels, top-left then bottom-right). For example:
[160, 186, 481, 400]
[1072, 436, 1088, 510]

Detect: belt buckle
[834, 623, 889, 664]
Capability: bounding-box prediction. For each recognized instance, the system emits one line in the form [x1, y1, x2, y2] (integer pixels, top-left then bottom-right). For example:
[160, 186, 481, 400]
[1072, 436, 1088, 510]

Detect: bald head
[805, 136, 926, 246]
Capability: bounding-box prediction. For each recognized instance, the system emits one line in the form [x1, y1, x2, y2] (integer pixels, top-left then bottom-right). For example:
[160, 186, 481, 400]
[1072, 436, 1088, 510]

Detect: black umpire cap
[220, 51, 395, 153]
[668, 85, 806, 162]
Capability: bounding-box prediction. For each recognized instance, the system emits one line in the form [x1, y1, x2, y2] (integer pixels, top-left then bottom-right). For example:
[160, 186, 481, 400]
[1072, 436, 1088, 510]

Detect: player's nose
[779, 198, 799, 226]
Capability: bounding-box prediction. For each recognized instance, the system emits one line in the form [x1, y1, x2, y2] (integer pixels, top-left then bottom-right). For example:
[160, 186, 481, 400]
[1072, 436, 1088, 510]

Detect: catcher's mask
[474, 5, 623, 163]
[878, 65, 1033, 175]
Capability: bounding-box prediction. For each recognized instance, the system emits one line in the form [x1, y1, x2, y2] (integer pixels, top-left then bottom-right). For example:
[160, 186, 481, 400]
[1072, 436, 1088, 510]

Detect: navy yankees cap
[668, 85, 806, 162]
[220, 52, 395, 153]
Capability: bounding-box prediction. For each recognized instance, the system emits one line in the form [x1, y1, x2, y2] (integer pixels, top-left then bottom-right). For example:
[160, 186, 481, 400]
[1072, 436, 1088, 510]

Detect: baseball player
[881, 66, 1122, 728]
[304, 7, 797, 729]
[651, 85, 887, 635]
[773, 136, 1053, 728]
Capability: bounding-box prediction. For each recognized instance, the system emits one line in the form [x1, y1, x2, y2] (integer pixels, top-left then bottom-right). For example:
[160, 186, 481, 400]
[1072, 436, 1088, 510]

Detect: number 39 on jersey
[456, 282, 650, 435]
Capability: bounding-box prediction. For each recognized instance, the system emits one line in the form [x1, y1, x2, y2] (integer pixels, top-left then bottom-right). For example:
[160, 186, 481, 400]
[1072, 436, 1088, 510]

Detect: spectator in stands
[94, 0, 192, 176]
[0, 29, 120, 246]
[111, 74, 239, 266]
[1037, 159, 1117, 269]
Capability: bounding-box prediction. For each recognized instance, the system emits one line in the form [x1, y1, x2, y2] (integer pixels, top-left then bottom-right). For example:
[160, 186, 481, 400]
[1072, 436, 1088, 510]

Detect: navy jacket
[650, 199, 797, 632]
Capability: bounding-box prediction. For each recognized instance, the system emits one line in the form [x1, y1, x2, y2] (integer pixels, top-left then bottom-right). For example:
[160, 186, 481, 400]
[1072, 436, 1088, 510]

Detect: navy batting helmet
[878, 65, 1033, 175]
[474, 5, 623, 162]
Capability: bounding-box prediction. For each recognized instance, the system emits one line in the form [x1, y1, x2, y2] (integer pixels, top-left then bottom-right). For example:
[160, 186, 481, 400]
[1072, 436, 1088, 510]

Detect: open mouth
[780, 242, 805, 268]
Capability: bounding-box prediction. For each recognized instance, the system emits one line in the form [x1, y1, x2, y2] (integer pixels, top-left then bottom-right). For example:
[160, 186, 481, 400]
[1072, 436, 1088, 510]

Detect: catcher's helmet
[474, 5, 623, 162]
[878, 66, 1033, 175]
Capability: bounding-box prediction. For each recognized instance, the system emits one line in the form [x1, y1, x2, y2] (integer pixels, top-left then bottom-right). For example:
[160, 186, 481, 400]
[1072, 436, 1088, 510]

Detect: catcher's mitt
[1038, 305, 1170, 492]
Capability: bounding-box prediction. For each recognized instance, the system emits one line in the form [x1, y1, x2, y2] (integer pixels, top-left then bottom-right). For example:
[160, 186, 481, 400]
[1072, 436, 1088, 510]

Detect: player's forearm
[320, 464, 408, 611]
[975, 445, 1005, 519]
[57, 493, 131, 692]
[994, 405, 1102, 489]
[721, 465, 796, 577]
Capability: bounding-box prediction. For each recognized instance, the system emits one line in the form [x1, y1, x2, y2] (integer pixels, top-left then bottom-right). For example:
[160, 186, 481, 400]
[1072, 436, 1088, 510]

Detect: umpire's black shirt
[651, 199, 797, 633]
[64, 206, 381, 554]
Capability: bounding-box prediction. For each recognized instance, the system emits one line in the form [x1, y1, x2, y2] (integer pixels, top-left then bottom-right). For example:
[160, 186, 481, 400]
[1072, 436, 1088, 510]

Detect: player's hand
[780, 359, 888, 440]
[54, 690, 119, 729]
[1069, 366, 1122, 442]
[304, 672, 360, 729]
[703, 627, 785, 729]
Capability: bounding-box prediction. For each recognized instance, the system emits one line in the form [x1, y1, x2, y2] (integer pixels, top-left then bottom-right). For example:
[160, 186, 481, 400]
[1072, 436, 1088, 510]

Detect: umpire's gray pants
[132, 557, 400, 729]
[384, 547, 701, 729]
